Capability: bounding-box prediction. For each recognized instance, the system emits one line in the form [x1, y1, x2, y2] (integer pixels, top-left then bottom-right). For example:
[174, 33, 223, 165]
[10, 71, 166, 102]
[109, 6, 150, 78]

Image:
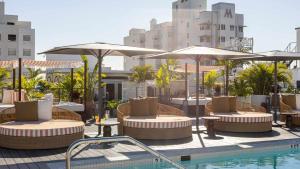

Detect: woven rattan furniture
[205, 99, 272, 133]
[117, 98, 192, 140]
[279, 94, 300, 126]
[0, 107, 84, 149]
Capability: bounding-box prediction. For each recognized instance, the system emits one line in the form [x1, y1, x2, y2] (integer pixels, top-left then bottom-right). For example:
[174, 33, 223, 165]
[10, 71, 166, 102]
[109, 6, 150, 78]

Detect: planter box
[251, 95, 267, 107]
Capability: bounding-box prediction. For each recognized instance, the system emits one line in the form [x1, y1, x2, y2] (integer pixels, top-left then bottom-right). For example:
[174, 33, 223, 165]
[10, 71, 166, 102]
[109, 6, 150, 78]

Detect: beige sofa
[205, 96, 272, 133]
[117, 97, 192, 140]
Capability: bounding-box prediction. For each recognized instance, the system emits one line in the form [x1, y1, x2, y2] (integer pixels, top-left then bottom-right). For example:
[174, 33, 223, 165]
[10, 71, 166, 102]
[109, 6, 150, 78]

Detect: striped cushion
[0, 120, 84, 137]
[123, 116, 192, 129]
[212, 112, 273, 123]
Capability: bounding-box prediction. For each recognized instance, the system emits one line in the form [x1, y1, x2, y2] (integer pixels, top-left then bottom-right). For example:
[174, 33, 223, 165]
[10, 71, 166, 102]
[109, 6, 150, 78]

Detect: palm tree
[238, 63, 292, 95]
[155, 59, 180, 100]
[130, 65, 154, 83]
[0, 68, 9, 88]
[204, 70, 221, 96]
[130, 65, 154, 97]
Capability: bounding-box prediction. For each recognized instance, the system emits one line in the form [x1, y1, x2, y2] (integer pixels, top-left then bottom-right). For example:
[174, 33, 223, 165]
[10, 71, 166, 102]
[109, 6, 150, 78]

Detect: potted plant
[107, 100, 120, 118]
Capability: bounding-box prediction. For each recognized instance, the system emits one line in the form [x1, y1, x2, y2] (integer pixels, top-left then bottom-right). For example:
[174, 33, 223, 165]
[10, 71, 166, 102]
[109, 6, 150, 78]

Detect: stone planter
[251, 95, 267, 107]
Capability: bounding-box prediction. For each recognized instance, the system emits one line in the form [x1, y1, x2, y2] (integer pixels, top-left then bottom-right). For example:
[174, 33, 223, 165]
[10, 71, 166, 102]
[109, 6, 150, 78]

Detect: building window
[187, 22, 190, 28]
[239, 26, 244, 32]
[0, 34, 1, 41]
[230, 37, 234, 40]
[220, 36, 226, 42]
[8, 34, 16, 41]
[230, 25, 235, 31]
[7, 22, 15, 25]
[221, 24, 226, 30]
[8, 48, 17, 56]
[187, 33, 189, 39]
[23, 35, 31, 41]
[217, 24, 220, 30]
[23, 49, 31, 56]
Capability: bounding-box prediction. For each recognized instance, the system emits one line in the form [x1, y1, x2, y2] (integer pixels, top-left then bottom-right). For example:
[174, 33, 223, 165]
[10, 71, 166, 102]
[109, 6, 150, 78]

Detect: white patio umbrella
[40, 42, 164, 128]
[146, 46, 256, 127]
[231, 50, 300, 123]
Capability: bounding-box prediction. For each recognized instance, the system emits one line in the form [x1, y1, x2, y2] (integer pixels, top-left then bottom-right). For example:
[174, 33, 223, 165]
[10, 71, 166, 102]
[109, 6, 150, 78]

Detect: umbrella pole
[202, 71, 205, 94]
[70, 68, 74, 102]
[183, 63, 188, 115]
[13, 69, 16, 89]
[185, 63, 188, 101]
[225, 63, 229, 96]
[98, 50, 103, 119]
[84, 60, 87, 123]
[274, 60, 278, 123]
[18, 58, 22, 101]
[195, 58, 200, 128]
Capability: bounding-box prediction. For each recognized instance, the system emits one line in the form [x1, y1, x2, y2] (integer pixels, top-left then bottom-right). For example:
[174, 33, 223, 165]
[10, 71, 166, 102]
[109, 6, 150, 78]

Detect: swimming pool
[180, 146, 300, 169]
[96, 145, 300, 169]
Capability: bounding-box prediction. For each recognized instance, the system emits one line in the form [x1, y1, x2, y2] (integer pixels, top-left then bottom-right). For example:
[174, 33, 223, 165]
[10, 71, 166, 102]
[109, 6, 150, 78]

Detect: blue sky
[5, 0, 300, 70]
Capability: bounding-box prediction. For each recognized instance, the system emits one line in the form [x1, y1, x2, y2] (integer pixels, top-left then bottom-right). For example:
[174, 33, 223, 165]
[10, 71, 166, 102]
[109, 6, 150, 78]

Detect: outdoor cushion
[0, 120, 84, 137]
[282, 94, 296, 109]
[146, 97, 158, 116]
[129, 98, 149, 116]
[212, 112, 273, 123]
[123, 115, 192, 128]
[38, 98, 53, 121]
[15, 101, 38, 121]
[212, 97, 230, 113]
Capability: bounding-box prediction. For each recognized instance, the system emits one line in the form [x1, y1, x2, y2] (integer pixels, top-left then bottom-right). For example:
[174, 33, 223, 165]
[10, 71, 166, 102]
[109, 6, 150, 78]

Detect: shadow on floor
[215, 130, 281, 138]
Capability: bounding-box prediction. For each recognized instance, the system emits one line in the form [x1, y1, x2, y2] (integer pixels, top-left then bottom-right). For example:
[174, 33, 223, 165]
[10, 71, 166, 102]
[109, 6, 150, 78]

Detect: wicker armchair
[0, 107, 82, 124]
[205, 100, 272, 133]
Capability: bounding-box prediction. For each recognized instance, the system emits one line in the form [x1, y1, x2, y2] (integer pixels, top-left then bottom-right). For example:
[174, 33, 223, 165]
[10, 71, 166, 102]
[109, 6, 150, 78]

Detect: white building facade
[0, 2, 35, 61]
[124, 0, 248, 71]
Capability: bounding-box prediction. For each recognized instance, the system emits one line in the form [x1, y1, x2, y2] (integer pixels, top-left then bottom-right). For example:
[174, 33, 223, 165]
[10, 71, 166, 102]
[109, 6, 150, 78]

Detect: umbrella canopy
[0, 60, 16, 68]
[146, 46, 256, 60]
[174, 64, 224, 73]
[40, 42, 164, 133]
[40, 42, 164, 57]
[145, 46, 256, 128]
[22, 60, 83, 69]
[231, 50, 300, 61]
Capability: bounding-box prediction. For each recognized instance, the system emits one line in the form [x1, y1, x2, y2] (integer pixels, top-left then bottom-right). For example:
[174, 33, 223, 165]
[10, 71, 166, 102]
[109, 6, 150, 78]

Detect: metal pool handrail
[66, 136, 185, 169]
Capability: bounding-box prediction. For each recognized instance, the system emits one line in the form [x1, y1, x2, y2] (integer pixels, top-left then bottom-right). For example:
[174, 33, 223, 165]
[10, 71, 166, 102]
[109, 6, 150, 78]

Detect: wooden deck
[1, 118, 300, 169]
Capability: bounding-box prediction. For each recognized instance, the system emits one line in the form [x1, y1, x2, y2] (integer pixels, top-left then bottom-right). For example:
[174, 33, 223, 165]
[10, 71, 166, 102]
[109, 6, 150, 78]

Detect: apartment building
[124, 0, 248, 71]
[0, 2, 35, 61]
[297, 27, 300, 52]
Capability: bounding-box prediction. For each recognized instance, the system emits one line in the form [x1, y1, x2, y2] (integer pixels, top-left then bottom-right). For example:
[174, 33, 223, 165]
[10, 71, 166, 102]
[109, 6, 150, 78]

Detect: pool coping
[52, 137, 300, 169]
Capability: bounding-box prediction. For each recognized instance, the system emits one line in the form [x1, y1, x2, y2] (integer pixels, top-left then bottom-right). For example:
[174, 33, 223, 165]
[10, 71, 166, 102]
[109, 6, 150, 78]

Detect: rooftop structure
[124, 0, 249, 71]
[0, 1, 35, 60]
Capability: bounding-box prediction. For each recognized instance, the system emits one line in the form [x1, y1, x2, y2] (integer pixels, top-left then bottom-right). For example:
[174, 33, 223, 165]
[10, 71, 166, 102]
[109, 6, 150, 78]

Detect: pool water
[109, 147, 300, 169]
[180, 148, 300, 169]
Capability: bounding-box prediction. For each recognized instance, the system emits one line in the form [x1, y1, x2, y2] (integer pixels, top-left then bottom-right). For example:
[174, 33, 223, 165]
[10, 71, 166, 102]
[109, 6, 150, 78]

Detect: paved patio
[1, 118, 300, 169]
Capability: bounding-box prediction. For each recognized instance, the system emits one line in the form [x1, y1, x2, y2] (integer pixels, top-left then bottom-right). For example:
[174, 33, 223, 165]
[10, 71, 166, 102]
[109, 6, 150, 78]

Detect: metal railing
[66, 136, 185, 169]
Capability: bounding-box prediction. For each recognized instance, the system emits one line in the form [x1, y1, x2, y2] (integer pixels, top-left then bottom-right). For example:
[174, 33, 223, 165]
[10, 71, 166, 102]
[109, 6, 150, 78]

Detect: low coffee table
[95, 121, 120, 137]
[203, 116, 220, 138]
[281, 112, 298, 129]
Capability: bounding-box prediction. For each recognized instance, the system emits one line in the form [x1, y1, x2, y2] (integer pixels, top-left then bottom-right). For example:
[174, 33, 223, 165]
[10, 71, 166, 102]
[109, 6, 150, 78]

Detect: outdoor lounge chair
[205, 96, 273, 132]
[0, 98, 84, 149]
[279, 94, 300, 125]
[117, 97, 192, 140]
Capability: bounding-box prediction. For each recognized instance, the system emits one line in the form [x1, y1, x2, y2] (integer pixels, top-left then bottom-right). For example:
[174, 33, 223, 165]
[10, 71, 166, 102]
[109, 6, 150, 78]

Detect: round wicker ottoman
[123, 115, 192, 140]
[211, 112, 273, 133]
[0, 119, 84, 149]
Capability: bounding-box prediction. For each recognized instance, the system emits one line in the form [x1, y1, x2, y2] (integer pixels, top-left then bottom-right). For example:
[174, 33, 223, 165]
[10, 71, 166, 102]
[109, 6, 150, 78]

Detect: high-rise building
[124, 0, 249, 71]
[296, 27, 300, 52]
[0, 1, 35, 61]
